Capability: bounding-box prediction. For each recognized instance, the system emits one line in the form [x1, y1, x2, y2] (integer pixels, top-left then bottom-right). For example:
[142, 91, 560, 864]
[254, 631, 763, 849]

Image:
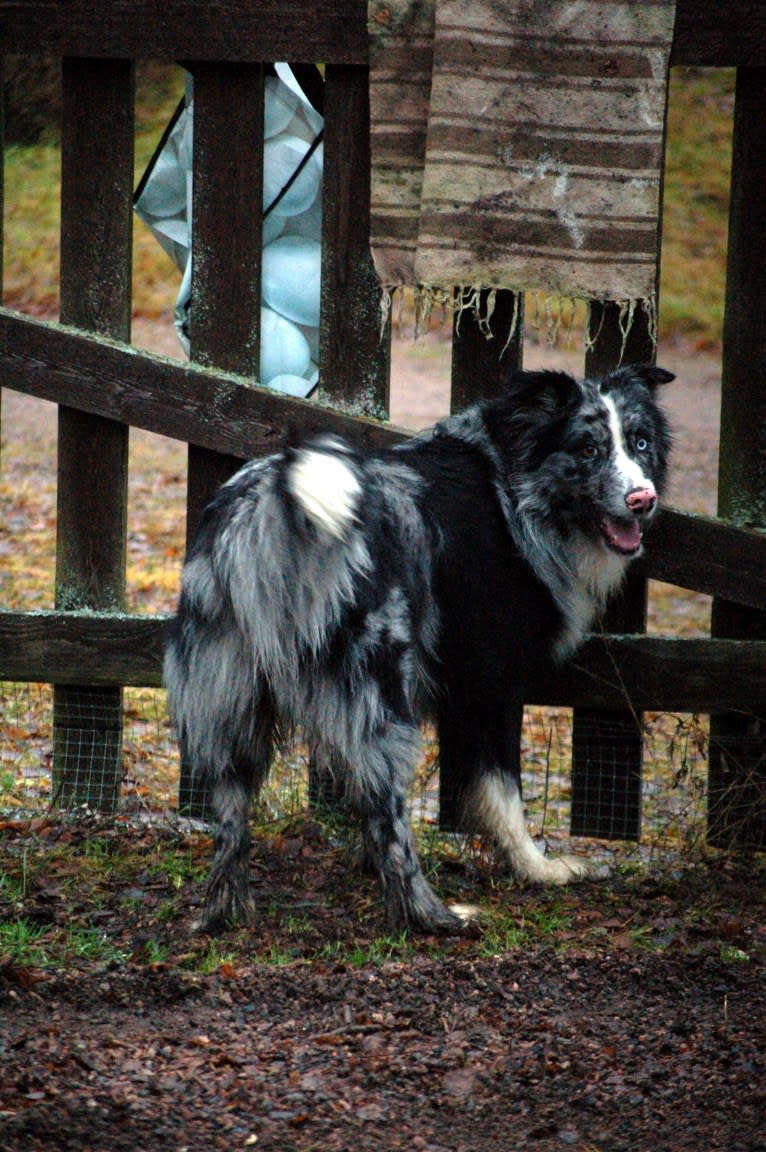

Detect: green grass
[0, 918, 130, 967]
[2, 65, 736, 347]
[0, 918, 50, 965]
[476, 898, 575, 958]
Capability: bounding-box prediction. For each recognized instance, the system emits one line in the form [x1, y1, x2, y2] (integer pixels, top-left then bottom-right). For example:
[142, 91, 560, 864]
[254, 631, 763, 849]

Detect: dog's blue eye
[635, 436, 649, 453]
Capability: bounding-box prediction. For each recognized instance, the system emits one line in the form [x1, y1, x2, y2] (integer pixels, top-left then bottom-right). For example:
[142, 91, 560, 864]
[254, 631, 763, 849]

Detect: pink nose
[625, 486, 656, 514]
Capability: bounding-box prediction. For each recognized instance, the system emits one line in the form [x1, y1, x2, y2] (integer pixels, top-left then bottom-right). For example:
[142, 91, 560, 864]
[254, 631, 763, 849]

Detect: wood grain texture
[0, 309, 405, 456]
[0, 1, 368, 63]
[3, 2, 766, 66]
[709, 66, 766, 850]
[54, 58, 134, 811]
[319, 64, 390, 412]
[2, 612, 765, 716]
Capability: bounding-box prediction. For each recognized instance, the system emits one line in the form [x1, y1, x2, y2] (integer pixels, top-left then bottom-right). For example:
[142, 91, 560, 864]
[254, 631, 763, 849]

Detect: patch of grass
[0, 918, 50, 966]
[64, 925, 130, 966]
[143, 939, 171, 966]
[0, 918, 131, 969]
[191, 941, 240, 974]
[146, 841, 206, 890]
[316, 932, 415, 968]
[477, 898, 575, 957]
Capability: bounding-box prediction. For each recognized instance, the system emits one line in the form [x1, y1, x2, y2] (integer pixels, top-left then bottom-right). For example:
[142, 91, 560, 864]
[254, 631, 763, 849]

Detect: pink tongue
[601, 516, 641, 553]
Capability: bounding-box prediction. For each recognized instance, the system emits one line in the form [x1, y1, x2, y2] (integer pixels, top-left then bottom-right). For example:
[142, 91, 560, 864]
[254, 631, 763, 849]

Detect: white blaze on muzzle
[599, 392, 657, 554]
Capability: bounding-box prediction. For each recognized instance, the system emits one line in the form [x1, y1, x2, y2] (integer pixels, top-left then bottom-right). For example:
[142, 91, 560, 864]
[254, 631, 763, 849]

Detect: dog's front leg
[468, 767, 591, 884]
[441, 696, 590, 885]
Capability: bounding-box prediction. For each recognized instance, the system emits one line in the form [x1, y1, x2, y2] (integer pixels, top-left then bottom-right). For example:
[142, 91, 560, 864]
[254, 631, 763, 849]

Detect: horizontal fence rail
[0, 309, 403, 458]
[2, 612, 766, 719]
[2, 309, 765, 614]
[2, 0, 766, 66]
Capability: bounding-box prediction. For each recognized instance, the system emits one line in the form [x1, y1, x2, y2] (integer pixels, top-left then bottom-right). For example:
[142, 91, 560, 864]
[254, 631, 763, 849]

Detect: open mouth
[600, 515, 642, 555]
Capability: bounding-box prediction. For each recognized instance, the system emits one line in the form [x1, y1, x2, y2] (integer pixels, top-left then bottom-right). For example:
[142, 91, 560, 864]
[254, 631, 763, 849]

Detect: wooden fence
[1, 1, 765, 847]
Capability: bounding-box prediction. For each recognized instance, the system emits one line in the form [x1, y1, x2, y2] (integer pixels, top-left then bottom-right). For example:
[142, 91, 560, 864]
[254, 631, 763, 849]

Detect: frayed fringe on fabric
[380, 285, 658, 365]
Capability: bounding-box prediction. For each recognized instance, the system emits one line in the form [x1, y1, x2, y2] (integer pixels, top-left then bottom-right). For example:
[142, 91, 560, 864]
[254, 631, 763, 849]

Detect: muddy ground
[1, 815, 765, 1152]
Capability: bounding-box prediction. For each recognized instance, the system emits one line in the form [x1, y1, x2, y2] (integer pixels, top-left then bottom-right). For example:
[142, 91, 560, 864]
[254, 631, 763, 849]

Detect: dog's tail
[286, 439, 362, 540]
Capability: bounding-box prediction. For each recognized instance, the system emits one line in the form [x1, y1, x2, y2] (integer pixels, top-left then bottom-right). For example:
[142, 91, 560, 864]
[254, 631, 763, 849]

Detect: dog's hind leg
[196, 700, 276, 934]
[197, 766, 257, 934]
[352, 726, 468, 934]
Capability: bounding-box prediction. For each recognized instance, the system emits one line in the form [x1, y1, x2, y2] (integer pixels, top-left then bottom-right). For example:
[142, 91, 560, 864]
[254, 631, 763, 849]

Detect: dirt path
[3, 951, 765, 1152]
[1, 817, 765, 1152]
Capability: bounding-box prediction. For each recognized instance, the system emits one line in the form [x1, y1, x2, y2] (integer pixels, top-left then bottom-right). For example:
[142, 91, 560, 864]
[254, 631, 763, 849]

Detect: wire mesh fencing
[2, 679, 747, 867]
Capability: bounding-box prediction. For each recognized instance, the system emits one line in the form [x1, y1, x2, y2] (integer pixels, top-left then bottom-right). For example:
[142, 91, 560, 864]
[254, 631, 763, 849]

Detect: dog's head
[487, 364, 674, 556]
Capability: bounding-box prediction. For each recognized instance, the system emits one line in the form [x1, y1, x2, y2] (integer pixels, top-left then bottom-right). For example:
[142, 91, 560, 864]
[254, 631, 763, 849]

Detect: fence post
[569, 302, 655, 841]
[177, 62, 265, 819]
[708, 66, 766, 850]
[319, 63, 390, 412]
[438, 289, 524, 829]
[52, 58, 134, 811]
[0, 58, 3, 452]
[309, 62, 391, 809]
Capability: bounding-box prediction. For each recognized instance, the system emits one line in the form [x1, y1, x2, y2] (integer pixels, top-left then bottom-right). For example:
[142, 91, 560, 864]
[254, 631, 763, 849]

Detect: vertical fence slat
[52, 58, 134, 811]
[319, 63, 390, 414]
[0, 56, 4, 449]
[185, 61, 265, 543]
[569, 302, 656, 841]
[310, 62, 390, 809]
[450, 290, 524, 410]
[438, 289, 524, 829]
[178, 62, 265, 819]
[709, 65, 766, 850]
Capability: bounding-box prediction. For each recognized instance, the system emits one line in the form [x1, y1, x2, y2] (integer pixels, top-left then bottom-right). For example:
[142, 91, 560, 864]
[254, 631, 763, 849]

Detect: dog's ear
[601, 364, 675, 392]
[504, 369, 581, 413]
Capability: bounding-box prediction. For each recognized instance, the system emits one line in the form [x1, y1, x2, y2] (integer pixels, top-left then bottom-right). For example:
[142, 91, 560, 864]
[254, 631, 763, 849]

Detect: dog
[165, 364, 673, 934]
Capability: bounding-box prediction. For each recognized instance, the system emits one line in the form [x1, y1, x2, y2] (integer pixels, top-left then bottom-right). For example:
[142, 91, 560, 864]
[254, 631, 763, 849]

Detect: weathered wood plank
[708, 66, 766, 851]
[0, 308, 405, 456]
[2, 1, 766, 66]
[53, 57, 134, 813]
[0, 612, 169, 687]
[450, 290, 524, 413]
[0, 1, 368, 63]
[3, 310, 766, 608]
[645, 507, 766, 612]
[670, 1, 766, 67]
[320, 64, 390, 413]
[571, 298, 657, 840]
[2, 612, 765, 717]
[186, 62, 264, 545]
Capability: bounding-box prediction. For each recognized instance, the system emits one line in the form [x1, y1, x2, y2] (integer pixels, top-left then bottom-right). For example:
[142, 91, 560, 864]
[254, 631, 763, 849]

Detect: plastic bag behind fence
[134, 65, 324, 399]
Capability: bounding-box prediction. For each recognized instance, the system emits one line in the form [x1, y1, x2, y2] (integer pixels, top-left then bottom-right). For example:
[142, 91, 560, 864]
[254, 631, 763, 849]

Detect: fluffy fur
[165, 364, 673, 934]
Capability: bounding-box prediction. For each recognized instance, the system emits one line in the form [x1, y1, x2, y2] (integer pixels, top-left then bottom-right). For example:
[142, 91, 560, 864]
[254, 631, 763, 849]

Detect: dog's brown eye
[581, 443, 598, 461]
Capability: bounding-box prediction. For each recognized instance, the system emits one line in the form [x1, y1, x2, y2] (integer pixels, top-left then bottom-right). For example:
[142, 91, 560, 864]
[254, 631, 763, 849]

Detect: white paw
[536, 853, 593, 885]
[448, 902, 483, 925]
